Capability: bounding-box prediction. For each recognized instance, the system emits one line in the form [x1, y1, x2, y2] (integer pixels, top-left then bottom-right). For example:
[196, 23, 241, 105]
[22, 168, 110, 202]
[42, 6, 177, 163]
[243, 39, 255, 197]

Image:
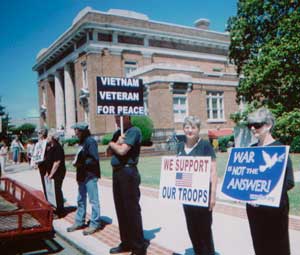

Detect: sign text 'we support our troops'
[97, 77, 144, 115]
[159, 156, 211, 207]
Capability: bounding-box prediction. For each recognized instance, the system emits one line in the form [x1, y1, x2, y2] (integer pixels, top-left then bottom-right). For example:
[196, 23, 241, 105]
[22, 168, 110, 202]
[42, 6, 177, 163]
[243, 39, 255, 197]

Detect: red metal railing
[0, 177, 53, 240]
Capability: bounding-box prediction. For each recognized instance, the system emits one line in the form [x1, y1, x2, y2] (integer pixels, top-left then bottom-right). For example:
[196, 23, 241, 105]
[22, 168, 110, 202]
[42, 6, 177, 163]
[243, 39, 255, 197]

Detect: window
[124, 61, 137, 76]
[98, 33, 112, 42]
[118, 35, 144, 45]
[206, 91, 224, 121]
[173, 94, 187, 123]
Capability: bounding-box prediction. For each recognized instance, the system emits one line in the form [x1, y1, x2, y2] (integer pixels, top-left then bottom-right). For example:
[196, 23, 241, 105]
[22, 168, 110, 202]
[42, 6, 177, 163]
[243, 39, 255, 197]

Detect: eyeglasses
[247, 122, 265, 130]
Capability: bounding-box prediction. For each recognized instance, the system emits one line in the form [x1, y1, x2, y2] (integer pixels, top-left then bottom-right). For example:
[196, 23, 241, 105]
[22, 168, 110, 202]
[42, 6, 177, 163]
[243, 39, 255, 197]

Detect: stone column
[54, 71, 65, 131]
[64, 64, 76, 137]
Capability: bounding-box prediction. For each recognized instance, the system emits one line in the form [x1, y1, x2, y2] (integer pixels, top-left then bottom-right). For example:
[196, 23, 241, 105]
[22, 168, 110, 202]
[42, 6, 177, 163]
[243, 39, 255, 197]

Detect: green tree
[18, 123, 36, 140]
[227, 0, 300, 113]
[131, 116, 154, 145]
[0, 98, 11, 141]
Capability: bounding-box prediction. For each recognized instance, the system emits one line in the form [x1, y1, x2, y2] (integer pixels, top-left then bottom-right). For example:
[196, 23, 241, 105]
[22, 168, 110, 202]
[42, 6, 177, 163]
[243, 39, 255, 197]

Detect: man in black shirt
[108, 116, 146, 255]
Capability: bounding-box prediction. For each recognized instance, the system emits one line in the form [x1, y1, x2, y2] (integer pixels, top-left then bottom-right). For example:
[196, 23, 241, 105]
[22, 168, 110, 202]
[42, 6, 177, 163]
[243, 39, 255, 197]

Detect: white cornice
[90, 23, 229, 47]
[128, 63, 204, 77]
[141, 75, 238, 87]
[88, 43, 228, 62]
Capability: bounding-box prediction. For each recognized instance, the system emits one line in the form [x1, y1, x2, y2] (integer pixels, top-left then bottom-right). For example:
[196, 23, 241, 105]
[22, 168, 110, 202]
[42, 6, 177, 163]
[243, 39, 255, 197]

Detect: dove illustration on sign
[259, 150, 286, 172]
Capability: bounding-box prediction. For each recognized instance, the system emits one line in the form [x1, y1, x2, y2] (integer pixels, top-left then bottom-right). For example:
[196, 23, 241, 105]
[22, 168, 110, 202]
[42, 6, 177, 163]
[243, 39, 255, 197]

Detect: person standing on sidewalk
[177, 116, 217, 255]
[246, 107, 294, 255]
[0, 140, 9, 176]
[46, 129, 66, 217]
[67, 122, 102, 235]
[26, 139, 35, 166]
[36, 128, 50, 197]
[11, 135, 24, 164]
[107, 115, 146, 255]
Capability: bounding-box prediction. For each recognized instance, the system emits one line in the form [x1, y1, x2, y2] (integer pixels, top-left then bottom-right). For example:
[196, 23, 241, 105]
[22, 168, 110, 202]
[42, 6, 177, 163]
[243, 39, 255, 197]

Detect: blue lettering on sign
[162, 186, 176, 200]
[178, 187, 208, 203]
[221, 146, 287, 201]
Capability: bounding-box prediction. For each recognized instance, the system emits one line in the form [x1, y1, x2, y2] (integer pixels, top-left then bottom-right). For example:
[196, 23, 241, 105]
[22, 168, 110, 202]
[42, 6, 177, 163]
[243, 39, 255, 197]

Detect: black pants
[112, 166, 145, 254]
[53, 172, 65, 214]
[183, 205, 215, 255]
[246, 199, 290, 255]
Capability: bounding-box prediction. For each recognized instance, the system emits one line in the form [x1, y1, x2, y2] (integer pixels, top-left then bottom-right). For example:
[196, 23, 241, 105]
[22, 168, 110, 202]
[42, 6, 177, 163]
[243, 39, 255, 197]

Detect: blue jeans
[12, 148, 19, 162]
[75, 174, 101, 228]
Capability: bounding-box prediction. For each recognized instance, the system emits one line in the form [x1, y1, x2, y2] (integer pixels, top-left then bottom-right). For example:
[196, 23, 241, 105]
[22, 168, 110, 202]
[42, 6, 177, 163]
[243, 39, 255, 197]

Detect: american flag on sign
[175, 172, 193, 187]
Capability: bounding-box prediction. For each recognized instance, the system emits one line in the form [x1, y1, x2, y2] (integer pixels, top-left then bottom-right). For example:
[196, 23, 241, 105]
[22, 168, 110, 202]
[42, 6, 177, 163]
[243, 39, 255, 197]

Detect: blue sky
[0, 0, 237, 120]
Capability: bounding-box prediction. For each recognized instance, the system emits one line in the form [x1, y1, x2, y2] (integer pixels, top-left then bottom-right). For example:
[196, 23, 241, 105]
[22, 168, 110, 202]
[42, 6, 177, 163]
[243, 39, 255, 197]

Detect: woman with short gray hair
[246, 107, 294, 255]
[177, 116, 218, 255]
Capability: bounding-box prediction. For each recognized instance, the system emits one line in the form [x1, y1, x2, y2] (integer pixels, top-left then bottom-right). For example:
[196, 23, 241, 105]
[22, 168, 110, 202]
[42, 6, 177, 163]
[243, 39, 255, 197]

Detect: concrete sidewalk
[3, 164, 300, 255]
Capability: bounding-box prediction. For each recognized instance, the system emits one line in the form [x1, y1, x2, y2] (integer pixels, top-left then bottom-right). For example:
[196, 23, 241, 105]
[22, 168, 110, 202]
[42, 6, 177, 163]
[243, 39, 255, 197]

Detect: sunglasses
[247, 122, 265, 129]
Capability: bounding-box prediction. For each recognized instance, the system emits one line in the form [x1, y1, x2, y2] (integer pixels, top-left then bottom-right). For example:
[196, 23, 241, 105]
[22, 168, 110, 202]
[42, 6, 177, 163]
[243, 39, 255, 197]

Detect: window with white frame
[173, 94, 187, 123]
[124, 61, 137, 76]
[206, 91, 224, 121]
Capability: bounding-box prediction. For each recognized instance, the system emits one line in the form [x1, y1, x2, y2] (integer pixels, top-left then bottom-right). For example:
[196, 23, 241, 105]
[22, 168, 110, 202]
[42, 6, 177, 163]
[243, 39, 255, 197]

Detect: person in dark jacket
[67, 122, 102, 235]
[107, 115, 146, 255]
[246, 107, 295, 255]
[46, 129, 66, 217]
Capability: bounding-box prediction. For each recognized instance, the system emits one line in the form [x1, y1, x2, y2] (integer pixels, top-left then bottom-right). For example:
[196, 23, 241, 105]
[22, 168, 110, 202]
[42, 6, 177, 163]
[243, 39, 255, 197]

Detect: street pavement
[2, 163, 300, 255]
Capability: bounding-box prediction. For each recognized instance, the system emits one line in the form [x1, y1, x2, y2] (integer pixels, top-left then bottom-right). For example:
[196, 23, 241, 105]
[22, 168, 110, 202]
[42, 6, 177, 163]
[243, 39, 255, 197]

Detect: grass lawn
[64, 144, 108, 155]
[66, 153, 300, 216]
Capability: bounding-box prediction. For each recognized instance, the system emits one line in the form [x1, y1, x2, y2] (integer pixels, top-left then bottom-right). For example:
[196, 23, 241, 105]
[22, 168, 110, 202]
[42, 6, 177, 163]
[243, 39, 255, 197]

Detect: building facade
[33, 7, 239, 138]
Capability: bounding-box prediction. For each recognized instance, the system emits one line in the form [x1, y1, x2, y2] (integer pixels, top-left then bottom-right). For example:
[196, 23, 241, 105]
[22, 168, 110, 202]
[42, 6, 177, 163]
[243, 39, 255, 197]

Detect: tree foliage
[227, 0, 300, 113]
[0, 98, 10, 141]
[131, 115, 154, 145]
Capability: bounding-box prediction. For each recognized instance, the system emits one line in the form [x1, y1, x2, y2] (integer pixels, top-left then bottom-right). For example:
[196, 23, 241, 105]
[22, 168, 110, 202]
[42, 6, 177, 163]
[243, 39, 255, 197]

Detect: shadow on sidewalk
[144, 227, 161, 241]
[173, 248, 221, 255]
[100, 215, 113, 229]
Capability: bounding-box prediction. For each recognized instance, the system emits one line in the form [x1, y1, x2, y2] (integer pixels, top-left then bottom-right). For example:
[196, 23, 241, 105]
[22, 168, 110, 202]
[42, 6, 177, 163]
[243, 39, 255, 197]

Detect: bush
[131, 116, 154, 145]
[102, 133, 113, 145]
[63, 137, 79, 146]
[290, 136, 300, 153]
[273, 110, 300, 145]
[218, 135, 234, 152]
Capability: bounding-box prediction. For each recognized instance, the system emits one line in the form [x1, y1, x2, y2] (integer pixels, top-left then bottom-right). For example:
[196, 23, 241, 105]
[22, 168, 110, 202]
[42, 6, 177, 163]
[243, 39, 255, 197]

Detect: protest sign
[96, 76, 144, 115]
[44, 177, 57, 207]
[32, 140, 47, 164]
[159, 156, 211, 207]
[221, 146, 289, 207]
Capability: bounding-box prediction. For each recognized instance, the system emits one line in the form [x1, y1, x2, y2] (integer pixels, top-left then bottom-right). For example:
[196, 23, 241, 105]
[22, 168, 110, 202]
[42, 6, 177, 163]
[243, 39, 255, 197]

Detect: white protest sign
[159, 156, 211, 207]
[32, 140, 47, 163]
[44, 177, 57, 207]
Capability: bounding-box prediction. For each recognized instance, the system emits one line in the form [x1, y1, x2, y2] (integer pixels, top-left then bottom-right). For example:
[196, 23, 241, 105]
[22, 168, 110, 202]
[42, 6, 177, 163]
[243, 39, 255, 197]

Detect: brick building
[33, 7, 239, 139]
